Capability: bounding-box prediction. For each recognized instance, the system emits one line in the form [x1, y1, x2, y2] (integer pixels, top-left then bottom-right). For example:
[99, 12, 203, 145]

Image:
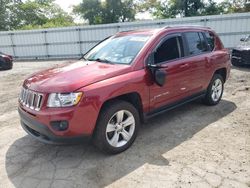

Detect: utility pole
[184, 0, 188, 17]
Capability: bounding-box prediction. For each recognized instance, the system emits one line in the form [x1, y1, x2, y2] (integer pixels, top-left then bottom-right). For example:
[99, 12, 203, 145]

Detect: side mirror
[240, 38, 245, 42]
[146, 53, 166, 87]
[155, 69, 166, 87]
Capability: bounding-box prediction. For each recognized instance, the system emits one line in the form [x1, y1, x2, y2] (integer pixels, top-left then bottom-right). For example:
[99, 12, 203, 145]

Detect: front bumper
[0, 59, 12, 69]
[18, 107, 91, 144]
[231, 49, 250, 65]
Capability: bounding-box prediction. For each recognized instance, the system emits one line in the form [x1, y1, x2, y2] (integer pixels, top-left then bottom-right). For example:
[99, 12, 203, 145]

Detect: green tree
[201, 0, 224, 15]
[120, 0, 136, 22]
[168, 0, 205, 17]
[0, 0, 75, 31]
[18, 1, 48, 26]
[18, 0, 74, 30]
[136, 0, 171, 19]
[73, 0, 103, 24]
[138, 0, 250, 19]
[0, 0, 22, 30]
[73, 0, 136, 24]
[219, 0, 250, 13]
[0, 0, 10, 30]
[137, 0, 205, 18]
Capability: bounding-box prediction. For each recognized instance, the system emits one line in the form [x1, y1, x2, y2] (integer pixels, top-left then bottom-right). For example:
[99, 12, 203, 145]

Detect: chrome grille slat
[25, 91, 30, 107]
[22, 89, 26, 104]
[30, 93, 35, 109]
[19, 87, 43, 111]
[35, 95, 42, 111]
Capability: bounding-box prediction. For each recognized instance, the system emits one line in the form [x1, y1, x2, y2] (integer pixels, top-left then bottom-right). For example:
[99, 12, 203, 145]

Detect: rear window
[185, 32, 208, 55]
[204, 32, 215, 51]
[198, 32, 209, 52]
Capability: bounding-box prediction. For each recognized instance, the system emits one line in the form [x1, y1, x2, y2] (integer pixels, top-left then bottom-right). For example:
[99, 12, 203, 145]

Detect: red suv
[18, 26, 230, 154]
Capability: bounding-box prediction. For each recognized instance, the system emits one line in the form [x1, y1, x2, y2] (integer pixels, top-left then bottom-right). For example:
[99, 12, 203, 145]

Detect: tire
[203, 74, 224, 106]
[1, 62, 12, 70]
[93, 100, 140, 154]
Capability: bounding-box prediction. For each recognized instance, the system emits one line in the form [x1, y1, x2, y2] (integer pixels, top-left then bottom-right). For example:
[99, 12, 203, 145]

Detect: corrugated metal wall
[0, 12, 249, 60]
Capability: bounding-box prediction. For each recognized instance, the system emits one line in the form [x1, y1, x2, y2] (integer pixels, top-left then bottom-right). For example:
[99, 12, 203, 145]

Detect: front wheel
[93, 100, 140, 154]
[203, 74, 224, 106]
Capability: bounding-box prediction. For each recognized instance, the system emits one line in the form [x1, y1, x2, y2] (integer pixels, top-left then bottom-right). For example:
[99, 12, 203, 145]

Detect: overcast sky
[55, 0, 81, 13]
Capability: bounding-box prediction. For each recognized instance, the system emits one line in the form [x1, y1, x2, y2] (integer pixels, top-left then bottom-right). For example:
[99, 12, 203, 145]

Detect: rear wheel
[203, 74, 224, 106]
[93, 100, 140, 154]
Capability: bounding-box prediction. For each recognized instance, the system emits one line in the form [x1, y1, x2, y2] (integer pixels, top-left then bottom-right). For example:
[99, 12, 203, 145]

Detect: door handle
[179, 63, 189, 68]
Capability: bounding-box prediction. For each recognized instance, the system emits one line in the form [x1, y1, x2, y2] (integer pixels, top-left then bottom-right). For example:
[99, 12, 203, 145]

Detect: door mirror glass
[155, 69, 166, 87]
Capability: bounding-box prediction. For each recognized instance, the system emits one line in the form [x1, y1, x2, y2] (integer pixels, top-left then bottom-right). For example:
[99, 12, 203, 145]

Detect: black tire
[93, 100, 140, 154]
[203, 74, 224, 106]
[1, 62, 13, 70]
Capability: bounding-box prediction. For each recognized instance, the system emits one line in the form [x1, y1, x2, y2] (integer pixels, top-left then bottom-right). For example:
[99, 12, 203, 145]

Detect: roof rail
[164, 25, 211, 29]
[118, 30, 136, 33]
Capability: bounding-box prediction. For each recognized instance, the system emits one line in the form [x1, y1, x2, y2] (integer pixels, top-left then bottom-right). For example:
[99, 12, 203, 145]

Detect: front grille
[232, 49, 241, 57]
[19, 87, 43, 111]
[232, 49, 250, 64]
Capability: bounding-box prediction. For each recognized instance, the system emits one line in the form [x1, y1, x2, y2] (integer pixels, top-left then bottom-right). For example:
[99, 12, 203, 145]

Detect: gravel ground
[0, 61, 249, 188]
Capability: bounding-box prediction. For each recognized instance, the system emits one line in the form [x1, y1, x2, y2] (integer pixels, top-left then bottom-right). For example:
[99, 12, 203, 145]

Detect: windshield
[245, 35, 250, 42]
[243, 35, 250, 42]
[84, 35, 150, 64]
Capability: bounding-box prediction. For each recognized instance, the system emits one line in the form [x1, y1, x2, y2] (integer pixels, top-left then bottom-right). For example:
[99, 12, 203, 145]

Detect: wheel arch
[214, 68, 227, 82]
[98, 92, 144, 124]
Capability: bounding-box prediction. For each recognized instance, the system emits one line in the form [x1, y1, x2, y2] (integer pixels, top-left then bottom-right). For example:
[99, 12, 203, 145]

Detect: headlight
[47, 92, 83, 107]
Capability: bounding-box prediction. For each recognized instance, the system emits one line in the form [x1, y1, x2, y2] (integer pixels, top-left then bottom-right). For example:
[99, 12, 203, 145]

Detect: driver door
[149, 34, 191, 110]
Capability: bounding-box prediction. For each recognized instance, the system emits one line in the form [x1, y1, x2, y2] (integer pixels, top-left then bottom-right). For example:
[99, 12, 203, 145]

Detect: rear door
[182, 31, 212, 94]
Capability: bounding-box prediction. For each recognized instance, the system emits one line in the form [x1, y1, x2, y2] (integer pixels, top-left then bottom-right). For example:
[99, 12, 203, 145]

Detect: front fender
[77, 69, 150, 133]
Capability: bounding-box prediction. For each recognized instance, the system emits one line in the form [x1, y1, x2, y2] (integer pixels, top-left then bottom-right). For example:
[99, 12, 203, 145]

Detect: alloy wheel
[105, 110, 135, 148]
[211, 78, 223, 102]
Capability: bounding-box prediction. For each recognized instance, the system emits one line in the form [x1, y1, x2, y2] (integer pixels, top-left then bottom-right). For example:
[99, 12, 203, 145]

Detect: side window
[204, 32, 215, 51]
[154, 36, 183, 64]
[198, 32, 209, 52]
[185, 32, 207, 55]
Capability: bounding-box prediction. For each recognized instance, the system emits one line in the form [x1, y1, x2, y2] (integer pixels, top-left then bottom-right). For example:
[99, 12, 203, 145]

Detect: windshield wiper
[88, 58, 114, 64]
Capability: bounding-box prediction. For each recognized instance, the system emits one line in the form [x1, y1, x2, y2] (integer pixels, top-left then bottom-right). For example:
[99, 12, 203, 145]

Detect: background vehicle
[0, 52, 13, 70]
[231, 35, 250, 67]
[18, 26, 231, 154]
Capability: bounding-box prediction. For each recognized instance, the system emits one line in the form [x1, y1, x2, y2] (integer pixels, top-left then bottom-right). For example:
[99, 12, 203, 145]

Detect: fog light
[50, 121, 69, 131]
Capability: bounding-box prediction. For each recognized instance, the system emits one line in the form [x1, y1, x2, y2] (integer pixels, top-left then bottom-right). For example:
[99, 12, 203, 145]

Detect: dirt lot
[0, 61, 249, 188]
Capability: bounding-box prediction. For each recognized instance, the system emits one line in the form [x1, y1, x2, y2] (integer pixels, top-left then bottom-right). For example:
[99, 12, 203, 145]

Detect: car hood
[235, 41, 250, 51]
[24, 60, 131, 93]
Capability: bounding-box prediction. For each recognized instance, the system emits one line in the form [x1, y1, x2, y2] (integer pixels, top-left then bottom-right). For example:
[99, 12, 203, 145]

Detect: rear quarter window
[204, 32, 215, 51]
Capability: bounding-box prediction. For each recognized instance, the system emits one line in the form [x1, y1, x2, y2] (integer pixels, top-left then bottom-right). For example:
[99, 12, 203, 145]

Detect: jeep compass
[18, 26, 231, 154]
